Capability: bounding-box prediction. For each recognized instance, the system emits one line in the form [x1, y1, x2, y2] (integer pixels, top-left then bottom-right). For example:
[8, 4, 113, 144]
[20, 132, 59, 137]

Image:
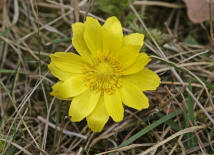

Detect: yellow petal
[50, 52, 85, 73]
[86, 96, 109, 132]
[103, 16, 123, 53]
[104, 90, 124, 122]
[69, 90, 100, 122]
[48, 63, 73, 80]
[122, 53, 151, 75]
[51, 75, 87, 99]
[72, 22, 91, 58]
[117, 33, 144, 68]
[124, 33, 144, 47]
[50, 81, 63, 98]
[120, 79, 149, 110]
[84, 17, 102, 55]
[124, 67, 160, 91]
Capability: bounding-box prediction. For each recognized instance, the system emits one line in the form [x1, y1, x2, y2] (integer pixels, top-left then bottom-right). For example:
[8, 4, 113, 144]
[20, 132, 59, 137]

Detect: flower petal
[122, 53, 151, 75]
[50, 81, 65, 99]
[84, 17, 103, 55]
[72, 22, 91, 58]
[69, 90, 100, 122]
[50, 52, 85, 73]
[103, 16, 123, 53]
[104, 90, 124, 122]
[120, 79, 149, 110]
[124, 67, 160, 91]
[86, 96, 109, 132]
[117, 33, 144, 68]
[48, 63, 73, 80]
[51, 75, 87, 99]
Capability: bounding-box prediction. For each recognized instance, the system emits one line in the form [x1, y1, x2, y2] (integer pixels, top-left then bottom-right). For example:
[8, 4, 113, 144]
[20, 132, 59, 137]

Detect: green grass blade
[0, 69, 28, 75]
[188, 80, 195, 123]
[10, 63, 20, 96]
[1, 27, 11, 36]
[187, 80, 197, 147]
[53, 101, 61, 146]
[0, 27, 11, 65]
[210, 125, 214, 140]
[156, 112, 180, 131]
[51, 37, 71, 44]
[182, 101, 190, 147]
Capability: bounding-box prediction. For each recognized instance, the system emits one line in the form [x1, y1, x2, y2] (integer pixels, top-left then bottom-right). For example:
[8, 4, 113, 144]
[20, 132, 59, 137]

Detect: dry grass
[0, 0, 214, 154]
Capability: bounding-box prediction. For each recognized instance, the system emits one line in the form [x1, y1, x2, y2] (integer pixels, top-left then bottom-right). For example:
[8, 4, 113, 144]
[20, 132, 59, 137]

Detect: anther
[83, 54, 122, 94]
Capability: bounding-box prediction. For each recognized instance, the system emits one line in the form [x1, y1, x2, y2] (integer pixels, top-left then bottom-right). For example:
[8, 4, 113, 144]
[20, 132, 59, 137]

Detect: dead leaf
[0, 0, 4, 25]
[0, 0, 4, 10]
[183, 0, 214, 23]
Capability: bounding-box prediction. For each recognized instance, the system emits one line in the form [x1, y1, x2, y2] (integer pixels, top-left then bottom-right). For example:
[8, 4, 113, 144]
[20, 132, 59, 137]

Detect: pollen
[83, 53, 122, 94]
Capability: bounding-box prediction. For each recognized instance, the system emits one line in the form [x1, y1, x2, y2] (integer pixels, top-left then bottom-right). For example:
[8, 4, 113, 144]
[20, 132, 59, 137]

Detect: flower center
[83, 53, 122, 94]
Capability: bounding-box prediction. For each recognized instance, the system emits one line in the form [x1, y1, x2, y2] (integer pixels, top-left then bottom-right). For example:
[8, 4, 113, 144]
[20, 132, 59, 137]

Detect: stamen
[83, 54, 122, 94]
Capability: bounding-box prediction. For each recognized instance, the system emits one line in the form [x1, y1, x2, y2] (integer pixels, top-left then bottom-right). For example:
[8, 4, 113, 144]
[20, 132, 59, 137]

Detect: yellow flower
[48, 16, 160, 132]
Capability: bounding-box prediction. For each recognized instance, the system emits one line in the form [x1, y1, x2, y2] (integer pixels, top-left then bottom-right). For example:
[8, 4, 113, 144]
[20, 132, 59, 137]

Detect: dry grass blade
[1, 0, 214, 154]
[12, 0, 19, 25]
[96, 143, 155, 155]
[37, 116, 87, 139]
[71, 0, 80, 22]
[41, 97, 55, 151]
[134, 1, 184, 8]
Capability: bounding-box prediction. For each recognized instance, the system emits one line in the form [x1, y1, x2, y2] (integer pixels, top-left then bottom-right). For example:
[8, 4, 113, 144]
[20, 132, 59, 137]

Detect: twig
[133, 1, 184, 9]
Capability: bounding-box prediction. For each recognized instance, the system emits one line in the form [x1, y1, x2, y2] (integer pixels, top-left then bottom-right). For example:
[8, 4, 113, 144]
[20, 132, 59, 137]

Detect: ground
[0, 0, 214, 154]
